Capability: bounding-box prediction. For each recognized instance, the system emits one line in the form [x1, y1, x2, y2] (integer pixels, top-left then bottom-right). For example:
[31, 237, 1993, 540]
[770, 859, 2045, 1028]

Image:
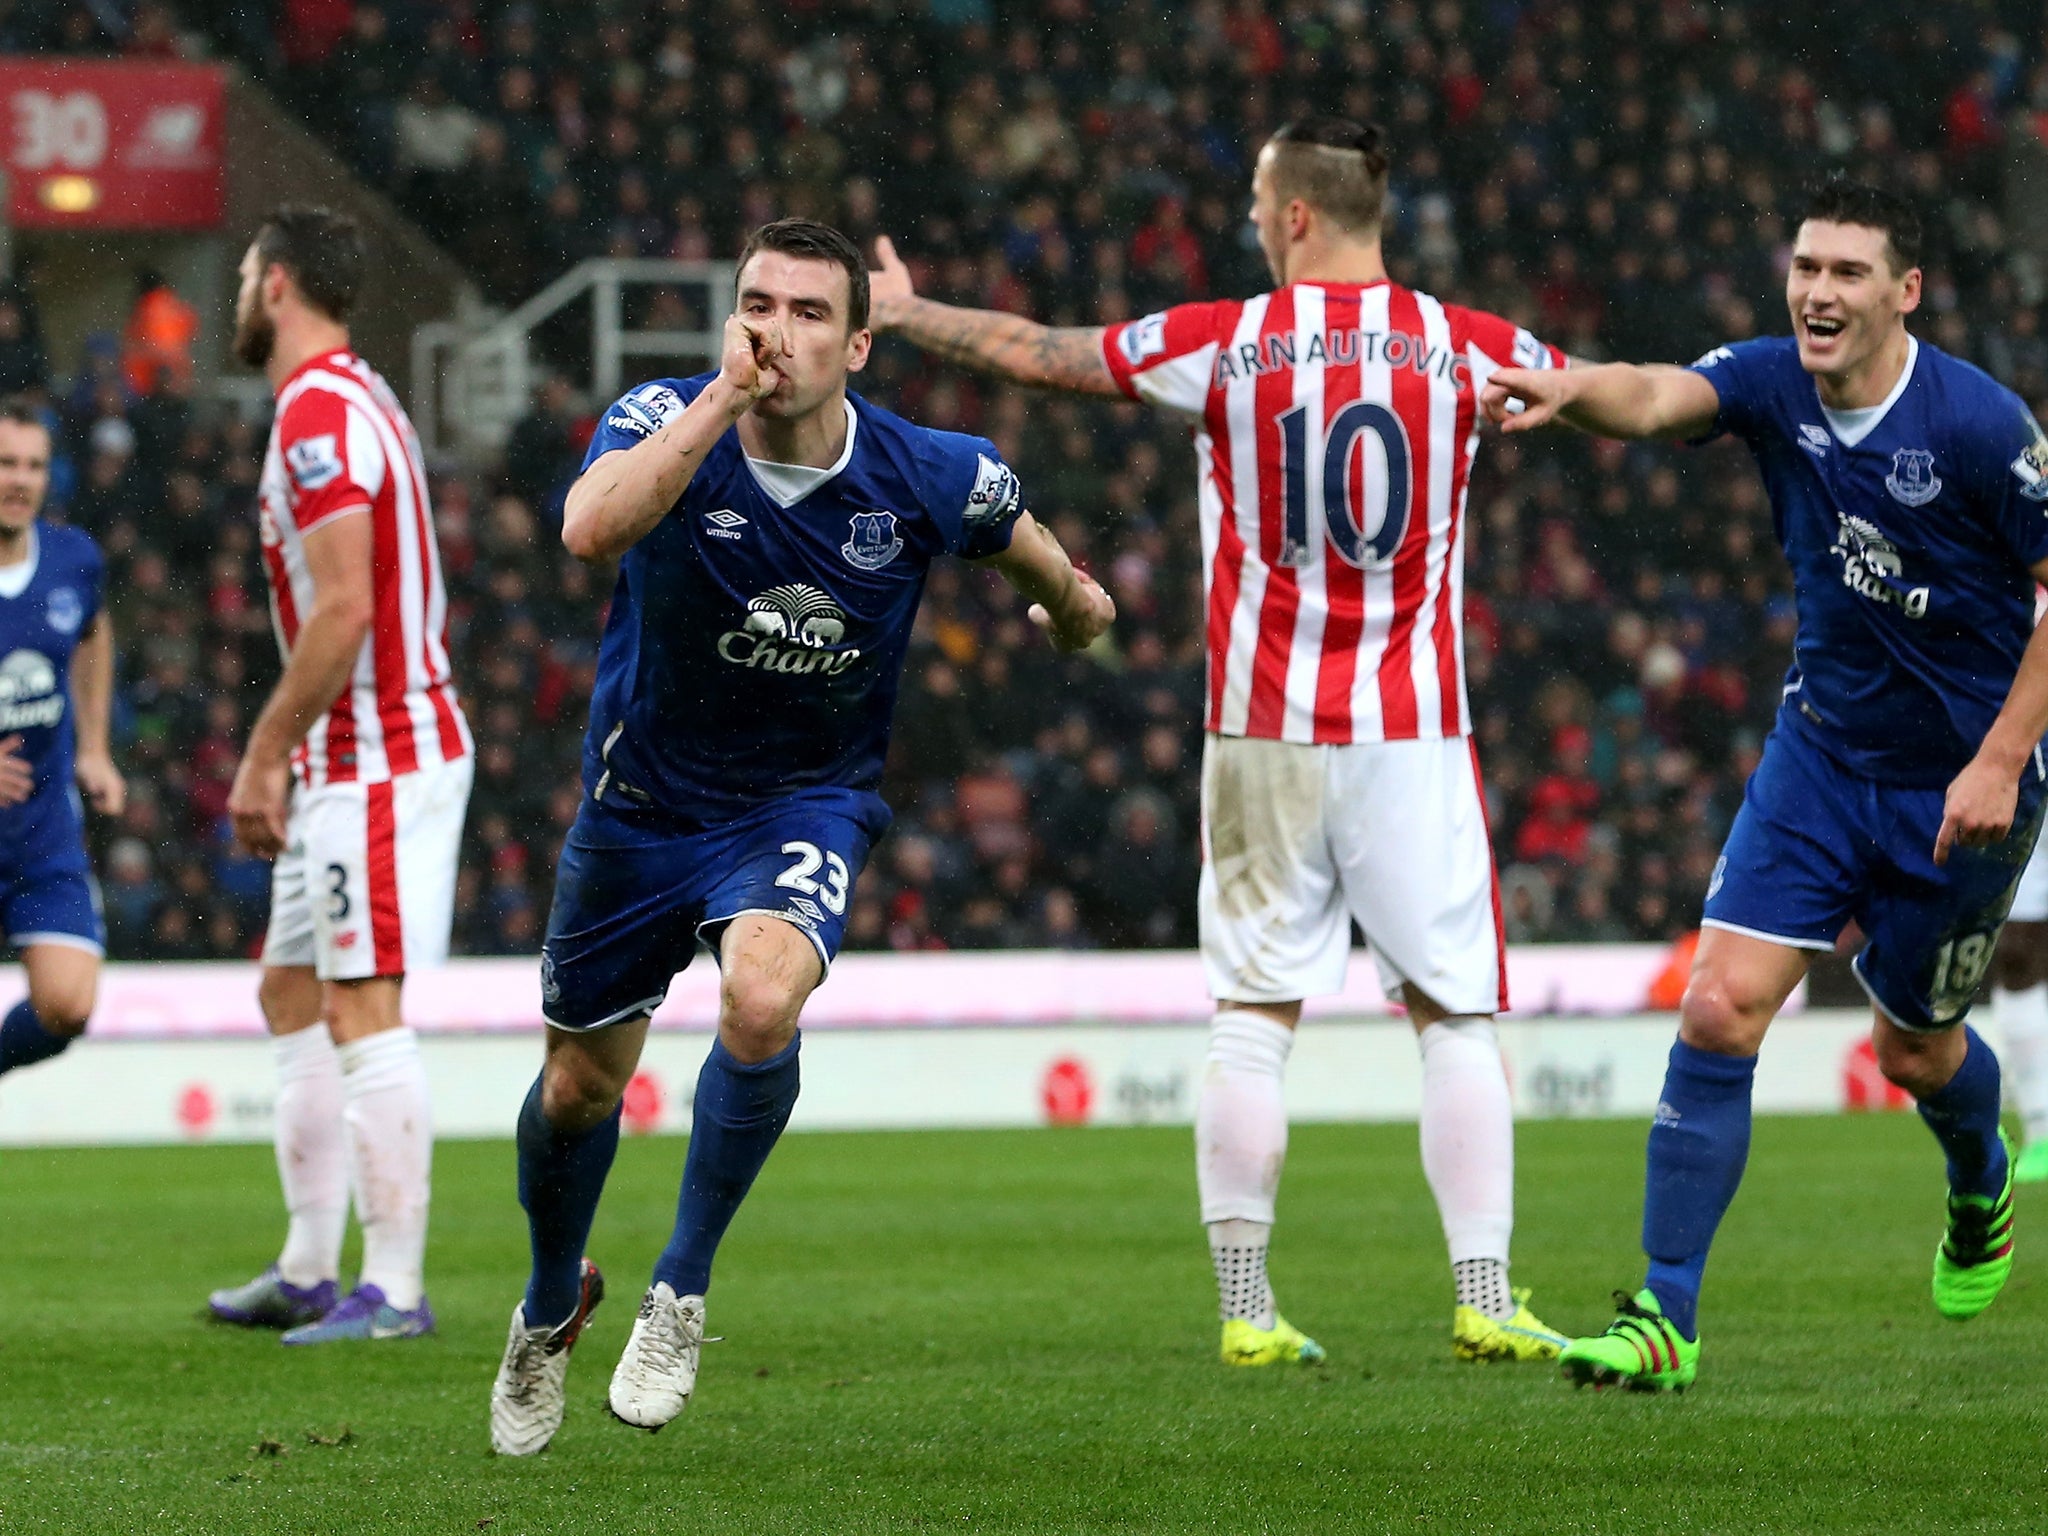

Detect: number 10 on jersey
[1278, 401, 1415, 571]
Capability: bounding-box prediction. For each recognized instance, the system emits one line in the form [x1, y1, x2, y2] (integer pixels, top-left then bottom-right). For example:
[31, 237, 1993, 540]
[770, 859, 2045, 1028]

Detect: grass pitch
[2, 1116, 2045, 1534]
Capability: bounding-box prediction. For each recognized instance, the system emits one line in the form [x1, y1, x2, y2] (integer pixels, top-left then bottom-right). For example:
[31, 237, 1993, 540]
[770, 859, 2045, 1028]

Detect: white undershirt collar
[743, 399, 858, 508]
[1818, 334, 1918, 448]
[0, 523, 41, 600]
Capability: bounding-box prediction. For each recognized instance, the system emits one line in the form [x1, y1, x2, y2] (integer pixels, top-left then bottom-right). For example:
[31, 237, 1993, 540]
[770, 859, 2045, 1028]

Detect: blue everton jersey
[0, 521, 101, 815]
[1690, 335, 2048, 785]
[576, 376, 1024, 821]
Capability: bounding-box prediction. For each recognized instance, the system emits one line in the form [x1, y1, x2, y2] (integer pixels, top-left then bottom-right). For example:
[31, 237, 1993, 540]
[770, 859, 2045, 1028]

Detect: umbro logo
[705, 508, 747, 541]
[1798, 424, 1829, 457]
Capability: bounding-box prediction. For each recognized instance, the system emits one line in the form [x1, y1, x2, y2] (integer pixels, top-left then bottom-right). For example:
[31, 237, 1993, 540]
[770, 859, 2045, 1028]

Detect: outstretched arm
[1482, 362, 1722, 441]
[973, 512, 1115, 651]
[869, 236, 1121, 396]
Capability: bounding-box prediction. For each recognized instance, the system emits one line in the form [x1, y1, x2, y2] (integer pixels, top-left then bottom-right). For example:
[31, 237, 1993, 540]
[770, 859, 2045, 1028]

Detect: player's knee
[718, 968, 802, 1062]
[540, 1048, 627, 1131]
[257, 970, 318, 1032]
[1678, 965, 1775, 1055]
[27, 989, 92, 1038]
[1873, 1024, 1951, 1093]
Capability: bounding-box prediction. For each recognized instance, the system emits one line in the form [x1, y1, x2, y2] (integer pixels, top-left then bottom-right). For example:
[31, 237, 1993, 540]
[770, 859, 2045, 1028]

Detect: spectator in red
[1516, 726, 1602, 866]
[1130, 196, 1208, 299]
[1944, 68, 2004, 159]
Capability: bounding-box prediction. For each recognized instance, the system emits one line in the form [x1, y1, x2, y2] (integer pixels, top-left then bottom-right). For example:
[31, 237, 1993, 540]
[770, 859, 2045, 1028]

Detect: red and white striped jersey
[258, 349, 470, 788]
[1102, 283, 1564, 743]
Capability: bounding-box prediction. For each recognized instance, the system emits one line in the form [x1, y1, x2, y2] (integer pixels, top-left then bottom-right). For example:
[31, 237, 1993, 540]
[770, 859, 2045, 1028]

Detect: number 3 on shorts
[325, 861, 352, 923]
[776, 840, 849, 915]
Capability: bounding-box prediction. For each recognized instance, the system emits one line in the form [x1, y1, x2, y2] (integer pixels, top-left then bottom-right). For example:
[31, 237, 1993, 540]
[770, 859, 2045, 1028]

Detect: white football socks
[337, 1027, 433, 1311]
[1995, 983, 2048, 1144]
[1418, 1015, 1516, 1320]
[1196, 1010, 1293, 1223]
[273, 1022, 348, 1289]
[1197, 1010, 1294, 1329]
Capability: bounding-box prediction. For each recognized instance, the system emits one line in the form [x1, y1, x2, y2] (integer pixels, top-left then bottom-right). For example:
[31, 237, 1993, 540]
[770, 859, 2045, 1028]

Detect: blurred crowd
[20, 0, 2048, 955]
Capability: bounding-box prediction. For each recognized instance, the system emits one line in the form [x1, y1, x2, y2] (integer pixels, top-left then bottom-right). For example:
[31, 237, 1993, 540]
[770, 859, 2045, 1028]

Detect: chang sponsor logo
[716, 583, 863, 676]
[0, 648, 63, 731]
[1830, 513, 1929, 618]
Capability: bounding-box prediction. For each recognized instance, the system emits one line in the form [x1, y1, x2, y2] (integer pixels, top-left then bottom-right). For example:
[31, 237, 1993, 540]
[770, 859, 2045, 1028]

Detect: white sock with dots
[337, 1027, 433, 1311]
[1196, 1010, 1293, 1327]
[1418, 1016, 1517, 1320]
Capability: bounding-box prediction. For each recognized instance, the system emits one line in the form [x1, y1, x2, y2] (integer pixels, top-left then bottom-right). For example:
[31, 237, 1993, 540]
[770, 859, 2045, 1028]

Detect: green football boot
[1220, 1315, 1326, 1367]
[1558, 1289, 1699, 1393]
[2013, 1138, 2048, 1186]
[1933, 1132, 2016, 1321]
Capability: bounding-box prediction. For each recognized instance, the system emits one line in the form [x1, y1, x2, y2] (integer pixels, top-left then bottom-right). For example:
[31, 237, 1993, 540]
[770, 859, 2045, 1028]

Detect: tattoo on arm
[896, 299, 1119, 396]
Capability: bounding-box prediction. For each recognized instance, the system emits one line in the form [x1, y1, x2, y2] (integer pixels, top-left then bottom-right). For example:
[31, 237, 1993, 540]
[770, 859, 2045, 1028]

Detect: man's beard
[233, 305, 275, 369]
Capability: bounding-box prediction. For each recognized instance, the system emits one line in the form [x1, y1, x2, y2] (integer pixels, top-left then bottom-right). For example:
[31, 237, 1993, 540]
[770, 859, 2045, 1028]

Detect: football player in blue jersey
[489, 220, 1114, 1454]
[0, 398, 124, 1087]
[1483, 180, 2048, 1390]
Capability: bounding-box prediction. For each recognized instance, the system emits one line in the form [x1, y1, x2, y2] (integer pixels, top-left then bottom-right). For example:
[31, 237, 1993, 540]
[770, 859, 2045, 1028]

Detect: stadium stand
[13, 1, 2047, 957]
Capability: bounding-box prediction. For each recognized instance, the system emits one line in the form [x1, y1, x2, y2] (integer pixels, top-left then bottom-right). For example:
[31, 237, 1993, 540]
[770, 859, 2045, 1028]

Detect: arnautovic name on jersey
[1831, 513, 1929, 618]
[715, 582, 864, 675]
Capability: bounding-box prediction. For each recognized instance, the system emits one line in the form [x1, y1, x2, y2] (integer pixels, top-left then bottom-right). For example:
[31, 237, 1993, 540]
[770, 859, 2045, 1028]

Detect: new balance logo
[705, 509, 747, 541]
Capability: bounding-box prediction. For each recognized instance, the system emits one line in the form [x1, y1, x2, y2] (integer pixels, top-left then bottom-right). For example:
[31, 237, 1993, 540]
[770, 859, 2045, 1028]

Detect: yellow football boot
[1220, 1315, 1327, 1366]
[1453, 1287, 1569, 1363]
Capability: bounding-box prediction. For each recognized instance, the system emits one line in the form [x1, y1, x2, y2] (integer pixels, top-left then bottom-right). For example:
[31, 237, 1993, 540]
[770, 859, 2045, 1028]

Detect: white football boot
[490, 1259, 604, 1457]
[607, 1282, 706, 1430]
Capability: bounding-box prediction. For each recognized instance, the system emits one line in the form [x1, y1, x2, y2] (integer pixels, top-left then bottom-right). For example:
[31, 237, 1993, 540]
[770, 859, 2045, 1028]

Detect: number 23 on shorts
[773, 839, 850, 916]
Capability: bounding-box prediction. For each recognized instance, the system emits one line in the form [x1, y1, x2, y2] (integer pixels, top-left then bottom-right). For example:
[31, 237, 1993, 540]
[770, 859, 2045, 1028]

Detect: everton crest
[841, 510, 903, 571]
[1885, 448, 1941, 507]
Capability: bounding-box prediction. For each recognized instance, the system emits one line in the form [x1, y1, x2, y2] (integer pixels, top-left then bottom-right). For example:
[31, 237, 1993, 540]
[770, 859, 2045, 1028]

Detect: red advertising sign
[0, 59, 224, 230]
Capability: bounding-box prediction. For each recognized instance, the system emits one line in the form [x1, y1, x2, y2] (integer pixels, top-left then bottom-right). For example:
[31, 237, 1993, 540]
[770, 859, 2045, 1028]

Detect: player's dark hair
[253, 205, 367, 322]
[0, 396, 45, 434]
[1801, 178, 1923, 274]
[1266, 118, 1392, 234]
[736, 218, 871, 333]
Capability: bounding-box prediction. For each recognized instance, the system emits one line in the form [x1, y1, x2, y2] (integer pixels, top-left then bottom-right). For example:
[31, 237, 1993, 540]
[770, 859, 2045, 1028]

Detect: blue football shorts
[539, 786, 889, 1031]
[0, 790, 105, 955]
[1702, 725, 2046, 1032]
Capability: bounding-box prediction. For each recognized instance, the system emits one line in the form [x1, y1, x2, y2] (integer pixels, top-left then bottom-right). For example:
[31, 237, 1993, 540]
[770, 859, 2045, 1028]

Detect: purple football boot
[208, 1266, 339, 1329]
[281, 1283, 435, 1345]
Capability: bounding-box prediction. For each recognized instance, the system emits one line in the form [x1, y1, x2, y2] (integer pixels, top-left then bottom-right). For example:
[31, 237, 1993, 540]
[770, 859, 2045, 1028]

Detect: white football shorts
[262, 755, 473, 980]
[1197, 733, 1506, 1014]
[2011, 826, 2048, 924]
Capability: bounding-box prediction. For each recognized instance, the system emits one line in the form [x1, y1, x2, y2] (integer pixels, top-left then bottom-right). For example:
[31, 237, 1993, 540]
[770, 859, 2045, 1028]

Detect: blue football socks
[0, 998, 70, 1077]
[1641, 1039, 1758, 1341]
[1916, 1026, 2008, 1200]
[517, 1074, 622, 1329]
[653, 1034, 801, 1297]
